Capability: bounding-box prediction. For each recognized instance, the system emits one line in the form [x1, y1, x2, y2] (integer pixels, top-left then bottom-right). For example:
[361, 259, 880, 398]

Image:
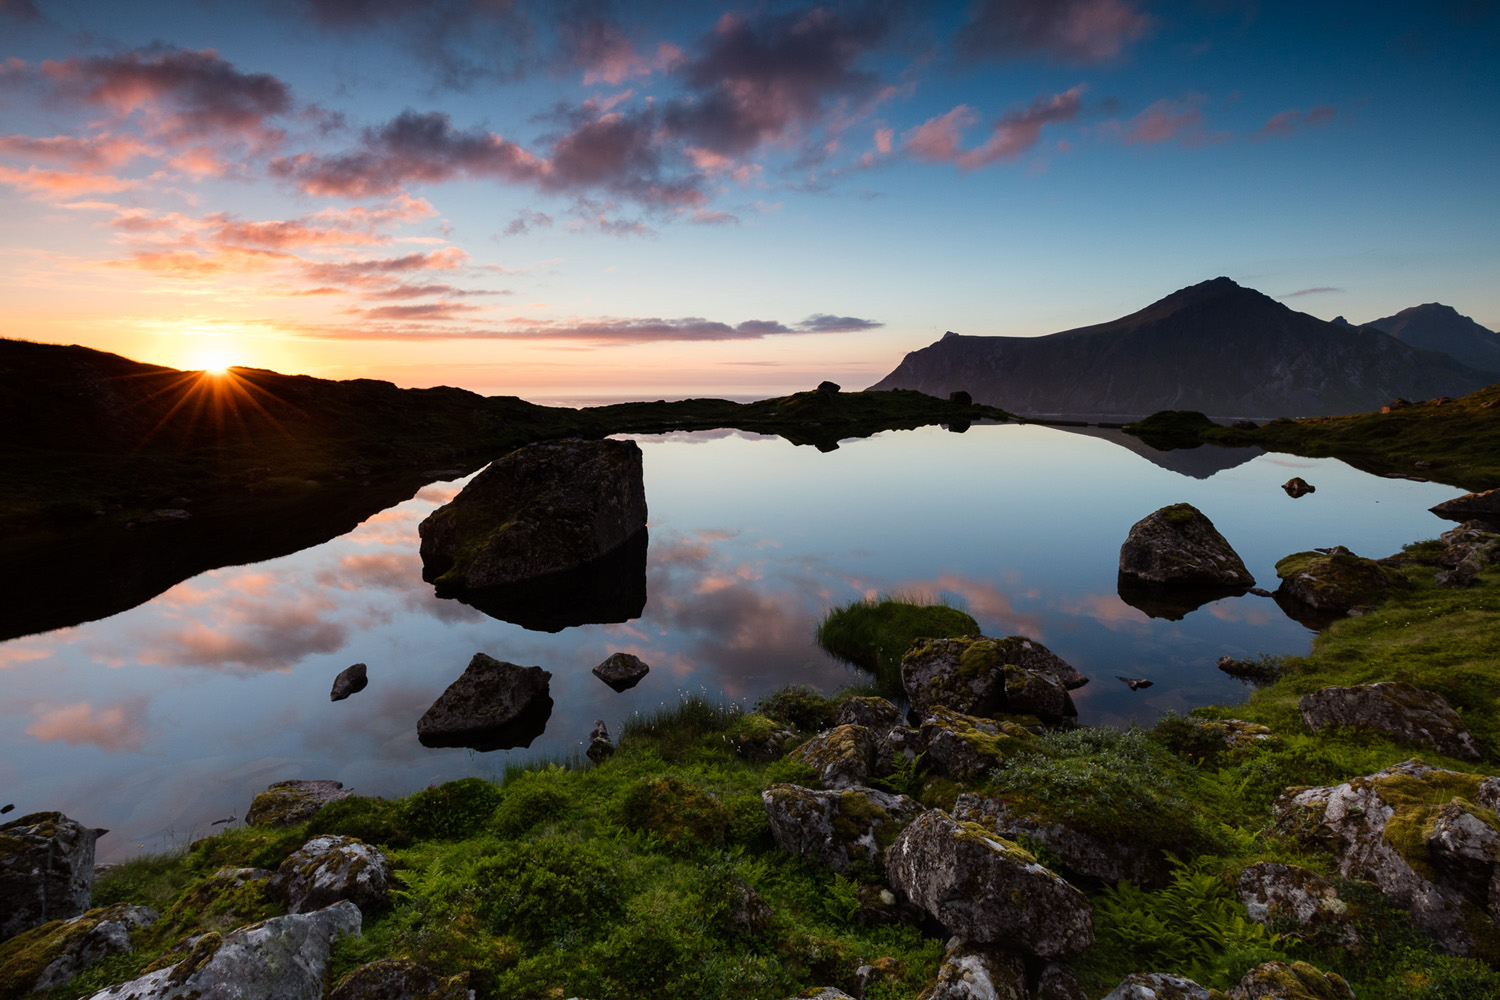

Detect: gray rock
[246, 780, 351, 828]
[917, 709, 1037, 781]
[417, 438, 647, 591]
[1235, 862, 1360, 948]
[1036, 962, 1088, 1000]
[789, 991, 853, 1000]
[331, 663, 368, 702]
[83, 901, 362, 1000]
[0, 811, 103, 941]
[1281, 477, 1316, 498]
[1299, 681, 1480, 760]
[1118, 503, 1254, 587]
[1273, 547, 1409, 615]
[328, 957, 471, 1000]
[1102, 973, 1217, 1000]
[0, 902, 157, 992]
[1273, 758, 1500, 958]
[901, 634, 1086, 720]
[920, 937, 1029, 1000]
[1435, 521, 1500, 587]
[834, 696, 905, 737]
[954, 793, 1168, 886]
[730, 713, 799, 763]
[886, 809, 1094, 959]
[761, 784, 923, 876]
[790, 724, 878, 789]
[1430, 487, 1500, 528]
[875, 725, 924, 778]
[416, 653, 553, 751]
[591, 652, 649, 692]
[267, 835, 391, 914]
[1230, 961, 1354, 1000]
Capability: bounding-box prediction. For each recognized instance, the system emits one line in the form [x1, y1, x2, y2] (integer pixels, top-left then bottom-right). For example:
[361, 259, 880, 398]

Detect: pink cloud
[108, 246, 292, 277]
[1254, 105, 1337, 140]
[905, 105, 978, 163]
[960, 0, 1152, 64]
[27, 698, 149, 752]
[1103, 94, 1227, 147]
[905, 87, 1084, 168]
[0, 165, 136, 196]
[0, 132, 151, 170]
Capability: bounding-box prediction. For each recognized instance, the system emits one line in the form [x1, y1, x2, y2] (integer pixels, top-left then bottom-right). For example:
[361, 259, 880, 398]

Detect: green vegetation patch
[816, 596, 978, 692]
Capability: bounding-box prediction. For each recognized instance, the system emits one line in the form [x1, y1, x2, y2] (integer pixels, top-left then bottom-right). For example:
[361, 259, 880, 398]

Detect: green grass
[816, 595, 979, 694]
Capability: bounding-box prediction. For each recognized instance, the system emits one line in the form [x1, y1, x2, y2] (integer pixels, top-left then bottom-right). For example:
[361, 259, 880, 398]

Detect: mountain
[1365, 303, 1500, 373]
[867, 278, 1495, 419]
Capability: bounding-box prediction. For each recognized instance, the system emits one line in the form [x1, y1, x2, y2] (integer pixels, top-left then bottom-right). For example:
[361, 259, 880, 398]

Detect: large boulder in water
[417, 653, 553, 751]
[1273, 758, 1500, 958]
[1299, 681, 1480, 760]
[1118, 503, 1254, 588]
[418, 437, 647, 593]
[0, 812, 103, 941]
[1273, 546, 1410, 620]
[1430, 487, 1500, 529]
[901, 634, 1087, 721]
[887, 809, 1093, 958]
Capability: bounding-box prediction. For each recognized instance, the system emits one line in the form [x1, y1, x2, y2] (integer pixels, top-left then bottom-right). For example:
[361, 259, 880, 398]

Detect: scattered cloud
[297, 310, 881, 342]
[1254, 105, 1337, 140]
[1281, 286, 1342, 298]
[958, 0, 1152, 64]
[505, 208, 554, 235]
[0, 165, 137, 197]
[904, 86, 1084, 168]
[0, 133, 152, 170]
[1103, 94, 1228, 146]
[26, 697, 150, 752]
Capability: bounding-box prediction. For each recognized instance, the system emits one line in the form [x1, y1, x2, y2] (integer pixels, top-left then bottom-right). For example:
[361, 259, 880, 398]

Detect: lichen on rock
[901, 634, 1086, 721]
[266, 835, 391, 915]
[1299, 681, 1480, 760]
[1118, 502, 1254, 588]
[0, 902, 156, 998]
[246, 780, 352, 828]
[790, 724, 879, 789]
[0, 811, 103, 941]
[1273, 547, 1411, 617]
[1229, 960, 1355, 1000]
[762, 784, 923, 876]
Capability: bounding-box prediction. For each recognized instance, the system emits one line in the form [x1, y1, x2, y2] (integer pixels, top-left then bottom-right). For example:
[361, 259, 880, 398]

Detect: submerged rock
[330, 663, 368, 702]
[1273, 546, 1411, 620]
[81, 900, 361, 1000]
[0, 812, 103, 941]
[1282, 477, 1316, 498]
[901, 634, 1086, 721]
[762, 784, 923, 876]
[592, 651, 650, 691]
[1299, 681, 1480, 760]
[1273, 758, 1500, 958]
[417, 437, 647, 592]
[886, 809, 1093, 958]
[267, 835, 391, 915]
[246, 780, 351, 828]
[416, 652, 553, 752]
[0, 902, 157, 994]
[1118, 503, 1254, 588]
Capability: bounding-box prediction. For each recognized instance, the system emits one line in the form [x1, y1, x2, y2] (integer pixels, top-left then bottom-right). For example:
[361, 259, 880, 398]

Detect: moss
[957, 638, 1002, 683]
[145, 869, 280, 947]
[951, 820, 1039, 865]
[1367, 767, 1494, 882]
[0, 912, 107, 1000]
[618, 775, 732, 849]
[159, 930, 222, 983]
[404, 777, 503, 840]
[1159, 502, 1202, 525]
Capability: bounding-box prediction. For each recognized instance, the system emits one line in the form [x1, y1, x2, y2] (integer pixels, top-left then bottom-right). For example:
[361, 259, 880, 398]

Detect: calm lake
[0, 422, 1461, 861]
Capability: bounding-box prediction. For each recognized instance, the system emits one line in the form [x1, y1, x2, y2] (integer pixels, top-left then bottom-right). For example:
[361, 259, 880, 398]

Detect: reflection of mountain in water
[439, 528, 649, 633]
[1049, 424, 1264, 480]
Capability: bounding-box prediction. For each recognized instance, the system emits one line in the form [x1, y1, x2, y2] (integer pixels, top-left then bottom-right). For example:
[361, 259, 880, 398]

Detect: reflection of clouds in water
[0, 640, 54, 670]
[624, 429, 778, 445]
[301, 680, 437, 760]
[130, 588, 347, 671]
[1208, 599, 1275, 626]
[317, 552, 415, 591]
[26, 696, 149, 752]
[1055, 592, 1152, 633]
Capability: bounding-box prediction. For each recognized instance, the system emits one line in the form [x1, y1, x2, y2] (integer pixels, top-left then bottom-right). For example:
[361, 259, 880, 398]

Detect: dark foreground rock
[886, 809, 1093, 958]
[1436, 521, 1500, 588]
[901, 634, 1087, 721]
[1273, 758, 1500, 958]
[1299, 681, 1480, 760]
[1282, 476, 1316, 498]
[0, 812, 103, 941]
[1236, 862, 1360, 949]
[329, 958, 470, 1000]
[0, 902, 157, 994]
[1118, 503, 1254, 588]
[81, 901, 361, 1000]
[246, 780, 351, 828]
[417, 437, 647, 592]
[417, 653, 553, 751]
[330, 663, 368, 702]
[954, 793, 1168, 886]
[592, 651, 650, 691]
[267, 835, 391, 914]
[790, 725, 879, 789]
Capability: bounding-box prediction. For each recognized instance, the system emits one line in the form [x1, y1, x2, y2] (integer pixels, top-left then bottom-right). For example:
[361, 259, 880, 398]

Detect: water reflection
[0, 424, 1465, 861]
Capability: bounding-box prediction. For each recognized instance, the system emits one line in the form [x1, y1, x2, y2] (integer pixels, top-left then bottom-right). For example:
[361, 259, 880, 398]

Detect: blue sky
[2, 0, 1496, 397]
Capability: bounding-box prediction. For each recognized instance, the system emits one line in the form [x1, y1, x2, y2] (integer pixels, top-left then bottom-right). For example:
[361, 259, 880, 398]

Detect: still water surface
[0, 423, 1460, 861]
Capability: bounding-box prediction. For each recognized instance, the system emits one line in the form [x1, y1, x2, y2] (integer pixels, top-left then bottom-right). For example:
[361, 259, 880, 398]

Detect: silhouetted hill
[1365, 303, 1500, 373]
[868, 278, 1494, 419]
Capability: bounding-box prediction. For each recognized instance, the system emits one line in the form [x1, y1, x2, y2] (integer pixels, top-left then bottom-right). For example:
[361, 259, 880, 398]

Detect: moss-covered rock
[954, 792, 1169, 886]
[833, 696, 906, 736]
[1273, 546, 1411, 616]
[0, 811, 102, 941]
[1235, 863, 1360, 950]
[0, 902, 156, 998]
[762, 784, 923, 876]
[1230, 960, 1355, 1000]
[267, 835, 391, 915]
[1273, 758, 1500, 960]
[790, 724, 879, 788]
[901, 634, 1086, 720]
[329, 957, 470, 1000]
[1102, 973, 1230, 1000]
[728, 711, 801, 762]
[146, 867, 276, 947]
[886, 809, 1093, 959]
[1118, 502, 1254, 588]
[916, 938, 1028, 1000]
[1299, 680, 1481, 760]
[917, 708, 1037, 780]
[245, 779, 352, 828]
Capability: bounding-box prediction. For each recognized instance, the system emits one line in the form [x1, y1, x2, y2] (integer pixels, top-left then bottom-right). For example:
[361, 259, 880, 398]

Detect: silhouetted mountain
[868, 278, 1494, 419]
[1365, 303, 1500, 373]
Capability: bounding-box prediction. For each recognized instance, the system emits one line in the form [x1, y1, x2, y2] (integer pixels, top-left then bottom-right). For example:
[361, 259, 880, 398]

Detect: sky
[2, 0, 1497, 400]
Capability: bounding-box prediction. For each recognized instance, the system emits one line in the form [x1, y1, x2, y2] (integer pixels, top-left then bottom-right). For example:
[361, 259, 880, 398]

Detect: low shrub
[471, 839, 625, 948]
[404, 777, 503, 841]
[816, 596, 978, 691]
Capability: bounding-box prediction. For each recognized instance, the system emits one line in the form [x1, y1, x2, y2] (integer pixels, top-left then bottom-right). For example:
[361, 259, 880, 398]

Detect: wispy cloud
[904, 86, 1084, 168]
[1254, 105, 1337, 140]
[958, 0, 1152, 64]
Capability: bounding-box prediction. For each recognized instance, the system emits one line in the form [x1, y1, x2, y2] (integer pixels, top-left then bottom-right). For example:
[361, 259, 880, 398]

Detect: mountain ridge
[868, 278, 1494, 419]
[1364, 302, 1500, 373]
